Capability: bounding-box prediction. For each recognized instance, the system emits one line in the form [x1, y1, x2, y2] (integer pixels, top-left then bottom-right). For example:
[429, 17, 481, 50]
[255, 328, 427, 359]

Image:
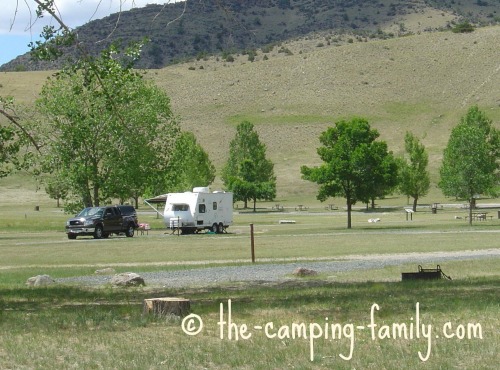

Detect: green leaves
[439, 106, 499, 224]
[222, 121, 276, 210]
[302, 117, 396, 228]
[36, 45, 179, 207]
[397, 132, 430, 211]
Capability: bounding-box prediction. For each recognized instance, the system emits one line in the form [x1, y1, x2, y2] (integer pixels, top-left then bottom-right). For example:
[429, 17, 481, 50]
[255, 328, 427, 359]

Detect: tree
[301, 117, 395, 229]
[360, 140, 399, 209]
[222, 121, 276, 210]
[155, 131, 216, 194]
[36, 45, 179, 209]
[0, 125, 20, 178]
[1, 97, 40, 178]
[44, 176, 69, 208]
[398, 132, 430, 212]
[439, 106, 500, 225]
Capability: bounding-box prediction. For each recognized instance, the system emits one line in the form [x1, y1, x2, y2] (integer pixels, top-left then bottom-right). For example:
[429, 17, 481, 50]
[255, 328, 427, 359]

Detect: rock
[110, 272, 145, 287]
[26, 274, 56, 287]
[95, 268, 116, 275]
[293, 268, 318, 277]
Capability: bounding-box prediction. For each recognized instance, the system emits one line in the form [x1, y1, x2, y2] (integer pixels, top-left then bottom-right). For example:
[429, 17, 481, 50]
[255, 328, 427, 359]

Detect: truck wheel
[125, 224, 135, 237]
[93, 225, 104, 239]
[67, 234, 77, 240]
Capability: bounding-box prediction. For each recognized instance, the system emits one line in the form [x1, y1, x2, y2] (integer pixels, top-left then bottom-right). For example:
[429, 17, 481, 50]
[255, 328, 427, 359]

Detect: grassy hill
[1, 25, 499, 206]
[2, 0, 500, 71]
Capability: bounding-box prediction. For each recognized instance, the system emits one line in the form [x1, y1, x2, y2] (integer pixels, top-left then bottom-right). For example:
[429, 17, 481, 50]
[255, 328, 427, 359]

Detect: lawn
[0, 203, 499, 369]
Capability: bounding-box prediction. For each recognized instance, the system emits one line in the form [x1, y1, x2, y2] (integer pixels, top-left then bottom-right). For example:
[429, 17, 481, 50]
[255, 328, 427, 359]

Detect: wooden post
[143, 297, 190, 318]
[250, 223, 255, 263]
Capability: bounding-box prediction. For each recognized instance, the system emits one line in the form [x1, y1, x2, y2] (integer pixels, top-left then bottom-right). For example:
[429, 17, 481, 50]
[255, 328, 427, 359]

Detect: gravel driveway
[58, 249, 500, 288]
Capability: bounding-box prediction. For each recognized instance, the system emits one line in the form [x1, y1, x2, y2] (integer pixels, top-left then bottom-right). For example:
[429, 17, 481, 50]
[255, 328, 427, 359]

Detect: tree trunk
[143, 298, 190, 318]
[468, 198, 473, 226]
[346, 200, 352, 229]
[412, 196, 418, 212]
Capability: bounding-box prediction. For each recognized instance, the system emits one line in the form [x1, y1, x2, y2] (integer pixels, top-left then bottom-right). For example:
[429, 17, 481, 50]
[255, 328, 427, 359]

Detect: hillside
[1, 0, 500, 71]
[0, 26, 499, 205]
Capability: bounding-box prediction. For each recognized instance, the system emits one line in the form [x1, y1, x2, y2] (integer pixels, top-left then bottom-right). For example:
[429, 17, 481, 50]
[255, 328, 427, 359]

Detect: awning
[144, 194, 169, 204]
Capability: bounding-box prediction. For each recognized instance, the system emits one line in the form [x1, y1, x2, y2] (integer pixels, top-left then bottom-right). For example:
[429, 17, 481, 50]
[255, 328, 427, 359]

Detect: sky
[0, 0, 179, 66]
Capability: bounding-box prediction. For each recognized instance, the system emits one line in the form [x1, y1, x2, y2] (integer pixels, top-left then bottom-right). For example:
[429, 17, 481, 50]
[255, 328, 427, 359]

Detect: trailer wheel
[218, 222, 225, 234]
[211, 223, 218, 233]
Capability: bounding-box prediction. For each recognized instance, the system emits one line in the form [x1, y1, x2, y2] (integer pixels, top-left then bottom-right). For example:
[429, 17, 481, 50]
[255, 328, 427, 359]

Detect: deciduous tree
[37, 45, 179, 209]
[439, 106, 499, 224]
[222, 121, 276, 210]
[398, 132, 430, 212]
[301, 117, 395, 229]
[157, 131, 216, 194]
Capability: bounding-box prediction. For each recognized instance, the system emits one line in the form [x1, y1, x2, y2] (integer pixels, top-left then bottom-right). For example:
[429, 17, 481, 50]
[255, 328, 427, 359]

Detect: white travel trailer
[145, 187, 233, 234]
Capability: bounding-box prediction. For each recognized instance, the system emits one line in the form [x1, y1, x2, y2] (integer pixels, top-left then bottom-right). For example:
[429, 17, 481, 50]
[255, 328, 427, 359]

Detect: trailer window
[173, 204, 189, 211]
[213, 202, 218, 210]
[199, 204, 206, 213]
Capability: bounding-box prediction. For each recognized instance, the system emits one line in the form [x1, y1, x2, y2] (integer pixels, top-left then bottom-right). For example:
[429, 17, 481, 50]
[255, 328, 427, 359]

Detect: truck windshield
[77, 207, 104, 217]
[172, 204, 189, 212]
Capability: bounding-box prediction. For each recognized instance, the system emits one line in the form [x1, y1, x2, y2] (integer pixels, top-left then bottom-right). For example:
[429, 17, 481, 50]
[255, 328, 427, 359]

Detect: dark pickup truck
[65, 205, 139, 239]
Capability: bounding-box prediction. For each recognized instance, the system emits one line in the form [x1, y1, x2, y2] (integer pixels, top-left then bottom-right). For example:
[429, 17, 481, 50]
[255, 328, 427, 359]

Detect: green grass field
[0, 201, 499, 369]
[1, 23, 499, 369]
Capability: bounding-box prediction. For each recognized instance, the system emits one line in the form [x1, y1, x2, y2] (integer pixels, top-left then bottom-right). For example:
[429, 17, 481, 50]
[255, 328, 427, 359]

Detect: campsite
[1, 1, 500, 368]
[1, 193, 499, 368]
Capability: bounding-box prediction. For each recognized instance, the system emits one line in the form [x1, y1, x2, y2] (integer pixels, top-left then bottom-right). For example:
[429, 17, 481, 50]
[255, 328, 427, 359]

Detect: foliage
[154, 131, 216, 194]
[0, 125, 20, 178]
[397, 132, 431, 211]
[301, 118, 396, 228]
[451, 21, 475, 33]
[36, 44, 179, 208]
[0, 97, 36, 177]
[360, 140, 399, 209]
[44, 176, 69, 208]
[439, 106, 499, 223]
[222, 121, 276, 210]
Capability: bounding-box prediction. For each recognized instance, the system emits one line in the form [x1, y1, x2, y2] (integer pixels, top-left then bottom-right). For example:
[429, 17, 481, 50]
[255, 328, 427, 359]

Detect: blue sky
[0, 0, 177, 67]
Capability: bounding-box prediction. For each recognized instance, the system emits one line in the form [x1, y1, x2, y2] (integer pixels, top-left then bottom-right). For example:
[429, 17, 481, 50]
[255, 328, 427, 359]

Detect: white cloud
[1, 0, 177, 36]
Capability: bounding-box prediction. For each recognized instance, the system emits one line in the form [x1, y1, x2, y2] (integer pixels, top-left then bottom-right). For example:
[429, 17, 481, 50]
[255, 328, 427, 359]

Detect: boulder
[293, 268, 318, 277]
[110, 272, 145, 287]
[26, 274, 56, 287]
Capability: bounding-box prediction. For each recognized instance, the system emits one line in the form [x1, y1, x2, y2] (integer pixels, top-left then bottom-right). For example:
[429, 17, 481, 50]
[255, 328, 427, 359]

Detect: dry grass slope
[1, 26, 499, 202]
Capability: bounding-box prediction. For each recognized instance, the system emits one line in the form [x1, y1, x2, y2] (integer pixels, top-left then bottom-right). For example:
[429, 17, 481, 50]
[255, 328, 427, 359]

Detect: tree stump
[143, 297, 191, 318]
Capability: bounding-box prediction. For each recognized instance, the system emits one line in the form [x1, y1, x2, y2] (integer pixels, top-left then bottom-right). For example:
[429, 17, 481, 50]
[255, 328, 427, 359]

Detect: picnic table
[465, 212, 492, 221]
[295, 205, 308, 211]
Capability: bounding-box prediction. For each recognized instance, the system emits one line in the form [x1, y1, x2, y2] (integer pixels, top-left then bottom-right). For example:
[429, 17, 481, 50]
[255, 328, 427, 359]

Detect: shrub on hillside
[451, 21, 475, 33]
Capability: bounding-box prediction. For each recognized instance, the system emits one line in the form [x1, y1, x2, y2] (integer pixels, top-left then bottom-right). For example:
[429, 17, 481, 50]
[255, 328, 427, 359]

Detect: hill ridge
[1, 0, 499, 71]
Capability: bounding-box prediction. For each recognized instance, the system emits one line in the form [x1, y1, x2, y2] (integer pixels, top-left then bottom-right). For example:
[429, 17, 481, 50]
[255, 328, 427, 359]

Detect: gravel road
[57, 249, 500, 288]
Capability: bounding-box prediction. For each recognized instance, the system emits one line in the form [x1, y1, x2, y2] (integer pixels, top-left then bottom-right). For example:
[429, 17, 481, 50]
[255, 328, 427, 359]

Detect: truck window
[213, 202, 218, 210]
[199, 204, 206, 213]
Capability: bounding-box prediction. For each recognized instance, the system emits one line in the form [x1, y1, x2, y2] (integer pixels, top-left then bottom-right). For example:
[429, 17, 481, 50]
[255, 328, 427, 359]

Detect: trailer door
[197, 203, 206, 227]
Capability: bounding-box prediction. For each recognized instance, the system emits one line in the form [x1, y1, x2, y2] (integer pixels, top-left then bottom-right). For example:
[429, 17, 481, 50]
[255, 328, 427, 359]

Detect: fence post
[250, 223, 255, 263]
